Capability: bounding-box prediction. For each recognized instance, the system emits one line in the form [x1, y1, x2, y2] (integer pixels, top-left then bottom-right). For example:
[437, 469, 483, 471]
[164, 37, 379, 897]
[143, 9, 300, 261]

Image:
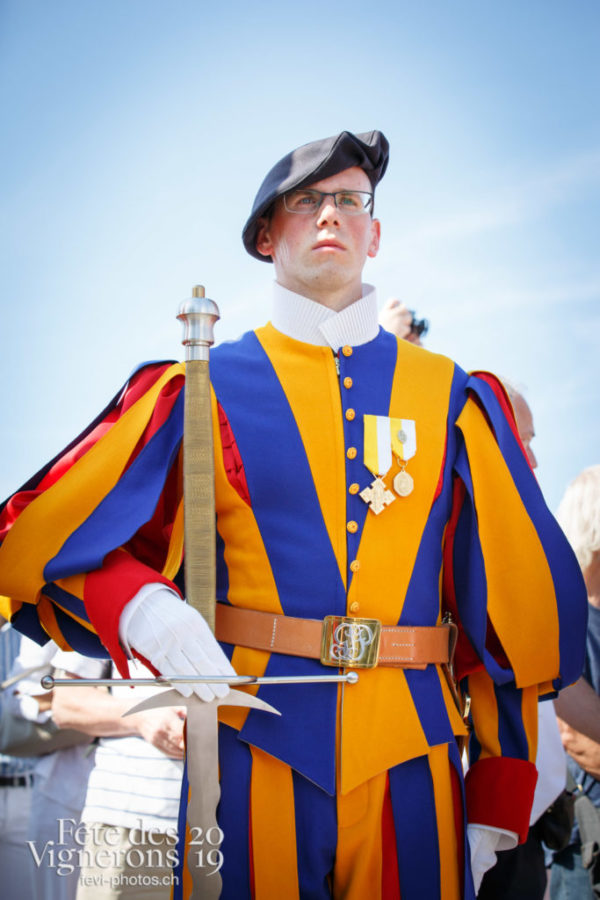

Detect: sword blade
[123, 690, 280, 900]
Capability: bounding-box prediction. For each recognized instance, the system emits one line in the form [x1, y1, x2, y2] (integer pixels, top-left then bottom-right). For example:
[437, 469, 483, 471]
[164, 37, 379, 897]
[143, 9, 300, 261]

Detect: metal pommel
[177, 284, 220, 361]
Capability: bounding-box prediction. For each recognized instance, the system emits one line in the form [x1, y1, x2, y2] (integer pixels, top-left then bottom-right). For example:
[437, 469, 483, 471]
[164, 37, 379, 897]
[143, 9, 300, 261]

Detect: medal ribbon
[390, 418, 416, 462]
[363, 415, 393, 477]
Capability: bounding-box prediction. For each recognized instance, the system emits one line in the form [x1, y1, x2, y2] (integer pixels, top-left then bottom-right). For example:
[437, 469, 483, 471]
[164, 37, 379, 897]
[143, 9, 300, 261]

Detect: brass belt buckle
[320, 616, 382, 668]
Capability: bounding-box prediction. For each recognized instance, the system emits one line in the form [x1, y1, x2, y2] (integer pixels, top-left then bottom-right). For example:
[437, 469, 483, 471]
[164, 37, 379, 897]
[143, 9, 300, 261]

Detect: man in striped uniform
[0, 131, 588, 898]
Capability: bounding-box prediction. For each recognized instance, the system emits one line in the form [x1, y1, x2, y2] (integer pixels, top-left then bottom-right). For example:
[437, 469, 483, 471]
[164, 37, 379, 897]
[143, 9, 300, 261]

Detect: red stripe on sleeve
[218, 402, 251, 505]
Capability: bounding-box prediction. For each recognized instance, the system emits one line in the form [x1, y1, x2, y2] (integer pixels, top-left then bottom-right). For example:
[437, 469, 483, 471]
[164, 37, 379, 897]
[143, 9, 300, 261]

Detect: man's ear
[255, 217, 274, 258]
[367, 219, 381, 259]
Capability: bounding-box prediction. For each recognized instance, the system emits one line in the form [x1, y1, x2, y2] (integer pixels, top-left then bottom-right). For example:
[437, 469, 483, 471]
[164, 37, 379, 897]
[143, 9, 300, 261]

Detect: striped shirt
[81, 660, 183, 833]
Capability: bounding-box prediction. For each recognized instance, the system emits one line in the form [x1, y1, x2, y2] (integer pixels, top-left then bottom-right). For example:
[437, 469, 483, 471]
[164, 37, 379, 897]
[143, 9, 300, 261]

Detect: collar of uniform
[271, 282, 379, 352]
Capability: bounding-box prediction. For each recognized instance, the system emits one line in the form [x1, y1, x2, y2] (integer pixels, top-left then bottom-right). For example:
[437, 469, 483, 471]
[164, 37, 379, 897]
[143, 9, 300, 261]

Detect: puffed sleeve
[0, 361, 186, 676]
[443, 371, 587, 841]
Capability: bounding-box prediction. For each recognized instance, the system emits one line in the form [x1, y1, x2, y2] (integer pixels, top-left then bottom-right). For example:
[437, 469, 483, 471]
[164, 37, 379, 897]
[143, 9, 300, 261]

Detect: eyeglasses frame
[282, 188, 374, 216]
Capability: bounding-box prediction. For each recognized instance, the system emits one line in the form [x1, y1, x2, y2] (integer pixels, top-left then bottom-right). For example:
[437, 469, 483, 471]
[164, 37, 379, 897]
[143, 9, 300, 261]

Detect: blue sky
[1, 0, 599, 511]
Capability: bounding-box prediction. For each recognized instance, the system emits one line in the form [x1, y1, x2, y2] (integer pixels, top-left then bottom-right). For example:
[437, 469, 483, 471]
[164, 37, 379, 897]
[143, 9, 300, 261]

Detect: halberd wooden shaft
[177, 286, 220, 633]
[183, 357, 215, 630]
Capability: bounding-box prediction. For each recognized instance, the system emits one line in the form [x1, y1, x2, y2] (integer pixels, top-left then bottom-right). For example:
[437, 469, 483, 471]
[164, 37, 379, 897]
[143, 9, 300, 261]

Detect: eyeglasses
[282, 189, 374, 215]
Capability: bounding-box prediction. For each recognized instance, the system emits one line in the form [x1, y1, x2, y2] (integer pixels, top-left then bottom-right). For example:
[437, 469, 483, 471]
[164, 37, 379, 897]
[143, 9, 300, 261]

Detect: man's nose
[316, 194, 340, 227]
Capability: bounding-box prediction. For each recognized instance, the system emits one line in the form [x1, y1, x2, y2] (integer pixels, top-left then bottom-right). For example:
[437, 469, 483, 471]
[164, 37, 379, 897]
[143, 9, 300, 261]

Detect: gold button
[342, 345, 353, 357]
[345, 408, 356, 421]
[349, 600, 360, 611]
[350, 561, 360, 574]
[343, 376, 353, 389]
[347, 447, 357, 460]
[347, 520, 358, 533]
[348, 483, 359, 495]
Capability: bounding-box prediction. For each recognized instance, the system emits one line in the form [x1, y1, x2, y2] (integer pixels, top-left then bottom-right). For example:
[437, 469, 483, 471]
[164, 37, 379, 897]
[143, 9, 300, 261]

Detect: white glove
[119, 585, 236, 702]
[467, 824, 517, 894]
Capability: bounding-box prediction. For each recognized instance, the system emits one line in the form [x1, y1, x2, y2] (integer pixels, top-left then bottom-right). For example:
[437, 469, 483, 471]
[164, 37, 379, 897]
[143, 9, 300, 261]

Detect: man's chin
[306, 258, 354, 283]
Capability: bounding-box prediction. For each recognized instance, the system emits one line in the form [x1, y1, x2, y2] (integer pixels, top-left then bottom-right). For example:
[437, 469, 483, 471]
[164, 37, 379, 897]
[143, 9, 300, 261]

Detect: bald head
[511, 392, 537, 470]
[557, 465, 600, 602]
[501, 380, 537, 470]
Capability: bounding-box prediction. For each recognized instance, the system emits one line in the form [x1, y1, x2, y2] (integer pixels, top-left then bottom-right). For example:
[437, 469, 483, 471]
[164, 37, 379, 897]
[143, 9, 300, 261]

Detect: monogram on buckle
[320, 616, 382, 668]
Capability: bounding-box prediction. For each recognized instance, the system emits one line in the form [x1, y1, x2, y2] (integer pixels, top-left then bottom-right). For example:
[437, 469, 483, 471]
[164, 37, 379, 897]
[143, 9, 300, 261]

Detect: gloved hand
[119, 585, 237, 702]
[467, 824, 516, 894]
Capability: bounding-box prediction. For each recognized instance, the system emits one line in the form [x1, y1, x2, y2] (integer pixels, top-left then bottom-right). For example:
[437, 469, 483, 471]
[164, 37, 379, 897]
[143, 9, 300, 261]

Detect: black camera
[409, 311, 429, 338]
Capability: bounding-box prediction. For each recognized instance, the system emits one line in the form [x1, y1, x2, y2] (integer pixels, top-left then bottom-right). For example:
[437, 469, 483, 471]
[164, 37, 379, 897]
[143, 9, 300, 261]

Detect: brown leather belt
[215, 604, 453, 670]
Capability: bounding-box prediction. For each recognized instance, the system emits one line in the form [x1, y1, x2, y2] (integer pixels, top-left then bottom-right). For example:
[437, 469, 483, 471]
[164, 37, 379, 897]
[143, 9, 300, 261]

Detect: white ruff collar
[270, 282, 379, 351]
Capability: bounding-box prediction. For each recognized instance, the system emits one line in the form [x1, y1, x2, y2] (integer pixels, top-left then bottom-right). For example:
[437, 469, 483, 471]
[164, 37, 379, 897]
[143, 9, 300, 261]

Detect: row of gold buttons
[340, 345, 361, 612]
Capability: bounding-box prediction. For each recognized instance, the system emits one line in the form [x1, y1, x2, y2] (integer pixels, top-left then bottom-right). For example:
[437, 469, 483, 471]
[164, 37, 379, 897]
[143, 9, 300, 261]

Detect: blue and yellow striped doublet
[0, 325, 587, 899]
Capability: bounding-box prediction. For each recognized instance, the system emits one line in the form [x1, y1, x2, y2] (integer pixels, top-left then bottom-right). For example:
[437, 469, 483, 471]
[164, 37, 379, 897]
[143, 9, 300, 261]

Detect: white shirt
[530, 700, 567, 824]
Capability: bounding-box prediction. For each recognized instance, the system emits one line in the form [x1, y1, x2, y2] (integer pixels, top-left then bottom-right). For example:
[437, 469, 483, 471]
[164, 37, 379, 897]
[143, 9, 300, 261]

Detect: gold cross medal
[359, 415, 396, 515]
[391, 419, 417, 497]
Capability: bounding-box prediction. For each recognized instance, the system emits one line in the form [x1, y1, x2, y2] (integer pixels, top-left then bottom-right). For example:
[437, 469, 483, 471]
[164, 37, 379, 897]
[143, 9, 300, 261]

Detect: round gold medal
[393, 470, 414, 497]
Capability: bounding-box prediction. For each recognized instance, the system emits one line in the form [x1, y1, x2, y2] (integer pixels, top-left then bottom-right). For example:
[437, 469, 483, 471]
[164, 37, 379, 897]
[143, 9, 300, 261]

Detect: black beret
[242, 129, 389, 262]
